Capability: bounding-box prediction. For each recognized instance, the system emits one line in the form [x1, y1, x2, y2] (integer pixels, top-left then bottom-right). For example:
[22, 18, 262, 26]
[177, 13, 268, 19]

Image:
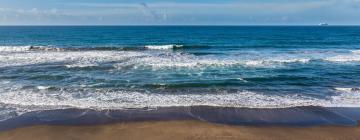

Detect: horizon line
[1, 24, 360, 27]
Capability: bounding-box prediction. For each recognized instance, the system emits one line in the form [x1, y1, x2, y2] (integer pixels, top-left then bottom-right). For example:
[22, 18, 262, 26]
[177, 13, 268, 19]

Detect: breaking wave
[2, 46, 360, 70]
[351, 50, 360, 54]
[1, 87, 359, 122]
[0, 46, 63, 52]
[0, 46, 313, 69]
[325, 50, 360, 62]
[0, 87, 359, 114]
[0, 51, 310, 69]
[145, 44, 183, 50]
[335, 87, 360, 93]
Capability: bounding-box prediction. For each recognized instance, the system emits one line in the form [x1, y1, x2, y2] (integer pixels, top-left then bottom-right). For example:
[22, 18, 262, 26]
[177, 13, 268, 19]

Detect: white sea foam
[0, 87, 360, 114]
[0, 50, 312, 69]
[65, 64, 98, 68]
[243, 58, 310, 67]
[236, 78, 248, 82]
[0, 50, 146, 68]
[5, 47, 360, 71]
[0, 46, 32, 52]
[335, 87, 360, 92]
[36, 86, 52, 90]
[332, 87, 360, 107]
[325, 55, 360, 62]
[351, 50, 360, 54]
[0, 46, 61, 52]
[145, 44, 183, 50]
[325, 50, 360, 62]
[274, 58, 310, 63]
[2, 46, 359, 65]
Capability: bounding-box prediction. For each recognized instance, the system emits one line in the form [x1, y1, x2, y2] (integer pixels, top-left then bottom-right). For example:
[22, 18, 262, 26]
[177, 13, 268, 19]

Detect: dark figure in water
[29, 46, 34, 50]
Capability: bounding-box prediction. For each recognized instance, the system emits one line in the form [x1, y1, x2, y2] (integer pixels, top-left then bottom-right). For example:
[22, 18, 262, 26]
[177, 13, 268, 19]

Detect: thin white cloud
[0, 0, 360, 25]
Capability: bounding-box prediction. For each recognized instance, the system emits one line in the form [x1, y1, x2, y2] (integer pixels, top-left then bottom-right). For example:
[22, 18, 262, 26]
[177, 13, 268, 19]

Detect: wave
[0, 49, 312, 69]
[65, 64, 99, 68]
[145, 44, 183, 50]
[325, 56, 360, 62]
[335, 87, 360, 92]
[2, 46, 360, 70]
[332, 87, 360, 107]
[0, 46, 63, 52]
[351, 50, 360, 54]
[0, 45, 185, 52]
[325, 50, 360, 62]
[0, 87, 359, 119]
[0, 46, 32, 52]
[243, 58, 310, 66]
[0, 50, 146, 68]
[64, 45, 209, 51]
[36, 86, 52, 90]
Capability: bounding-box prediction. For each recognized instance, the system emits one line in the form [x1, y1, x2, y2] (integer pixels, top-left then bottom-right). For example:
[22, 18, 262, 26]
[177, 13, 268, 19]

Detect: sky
[0, 0, 359, 25]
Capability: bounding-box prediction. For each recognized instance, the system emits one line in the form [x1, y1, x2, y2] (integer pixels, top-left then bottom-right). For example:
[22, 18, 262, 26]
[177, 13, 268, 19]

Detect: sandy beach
[0, 120, 359, 140]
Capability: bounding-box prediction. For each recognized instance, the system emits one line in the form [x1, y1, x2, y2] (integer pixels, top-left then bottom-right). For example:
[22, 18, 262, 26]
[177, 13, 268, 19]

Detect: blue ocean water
[1, 26, 360, 121]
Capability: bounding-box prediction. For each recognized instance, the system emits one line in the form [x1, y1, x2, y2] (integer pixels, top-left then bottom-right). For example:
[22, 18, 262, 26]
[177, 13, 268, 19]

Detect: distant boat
[319, 23, 329, 26]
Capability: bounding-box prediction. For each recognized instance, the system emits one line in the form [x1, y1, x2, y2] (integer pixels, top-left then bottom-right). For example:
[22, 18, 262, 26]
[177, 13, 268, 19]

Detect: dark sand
[1, 120, 360, 140]
[1, 106, 360, 140]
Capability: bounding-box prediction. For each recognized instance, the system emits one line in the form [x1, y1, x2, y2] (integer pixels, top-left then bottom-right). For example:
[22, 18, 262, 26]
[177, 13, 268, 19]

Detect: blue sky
[0, 0, 359, 25]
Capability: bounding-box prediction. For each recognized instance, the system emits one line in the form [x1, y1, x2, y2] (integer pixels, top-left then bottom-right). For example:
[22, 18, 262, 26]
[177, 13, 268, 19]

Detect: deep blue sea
[1, 26, 360, 122]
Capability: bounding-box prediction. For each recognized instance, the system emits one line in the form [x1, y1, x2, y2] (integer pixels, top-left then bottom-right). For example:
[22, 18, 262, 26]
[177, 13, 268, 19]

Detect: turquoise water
[1, 26, 360, 121]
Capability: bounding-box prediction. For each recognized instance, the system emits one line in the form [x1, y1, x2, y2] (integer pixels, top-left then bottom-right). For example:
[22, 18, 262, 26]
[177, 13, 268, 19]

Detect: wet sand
[1, 106, 360, 140]
[2, 106, 360, 131]
[1, 120, 360, 140]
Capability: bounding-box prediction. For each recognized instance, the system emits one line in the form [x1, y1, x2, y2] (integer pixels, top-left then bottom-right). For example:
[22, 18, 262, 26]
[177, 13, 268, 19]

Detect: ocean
[1, 26, 360, 128]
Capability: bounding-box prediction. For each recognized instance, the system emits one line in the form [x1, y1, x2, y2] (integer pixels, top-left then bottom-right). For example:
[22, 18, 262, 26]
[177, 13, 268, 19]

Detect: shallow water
[1, 26, 360, 122]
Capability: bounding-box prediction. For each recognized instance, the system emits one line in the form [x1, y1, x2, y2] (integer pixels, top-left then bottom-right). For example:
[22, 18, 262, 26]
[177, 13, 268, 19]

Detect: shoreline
[1, 106, 360, 131]
[1, 120, 360, 140]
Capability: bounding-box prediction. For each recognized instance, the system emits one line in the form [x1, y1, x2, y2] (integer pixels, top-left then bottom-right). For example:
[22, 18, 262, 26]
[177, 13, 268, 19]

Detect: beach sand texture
[0, 120, 359, 140]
